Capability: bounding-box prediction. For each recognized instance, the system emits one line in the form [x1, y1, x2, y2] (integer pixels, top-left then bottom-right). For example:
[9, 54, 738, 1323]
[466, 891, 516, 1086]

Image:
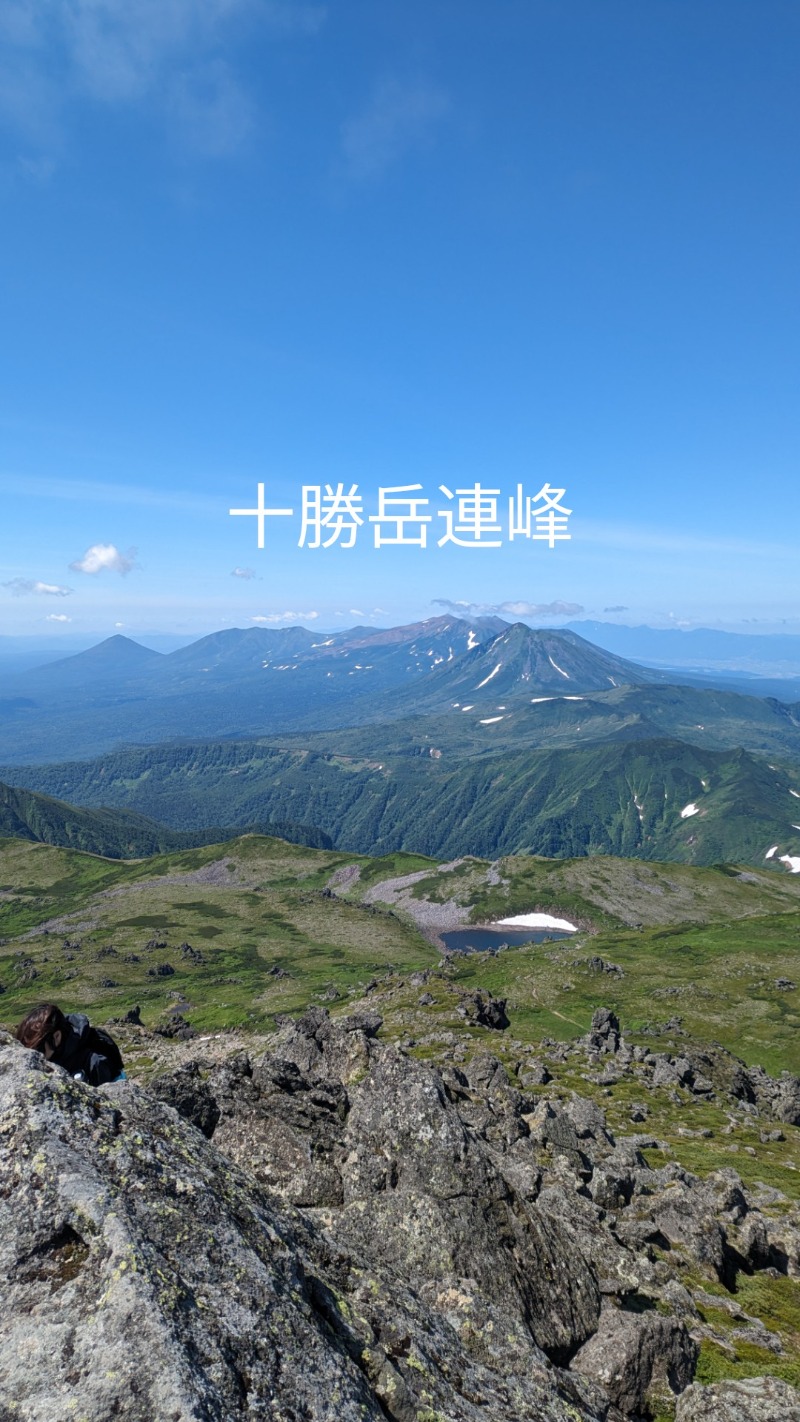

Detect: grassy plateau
[4, 829, 800, 1401]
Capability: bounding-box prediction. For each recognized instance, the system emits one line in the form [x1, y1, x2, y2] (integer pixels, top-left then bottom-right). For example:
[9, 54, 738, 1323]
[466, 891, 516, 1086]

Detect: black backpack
[85, 1026, 124, 1079]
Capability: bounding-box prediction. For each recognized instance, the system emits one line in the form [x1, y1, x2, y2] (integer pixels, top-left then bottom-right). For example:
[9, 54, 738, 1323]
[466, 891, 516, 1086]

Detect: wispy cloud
[0, 0, 325, 160]
[46, 613, 71, 622]
[231, 566, 257, 580]
[603, 605, 628, 613]
[70, 543, 137, 575]
[340, 77, 450, 181]
[3, 577, 72, 596]
[433, 598, 584, 618]
[251, 610, 318, 623]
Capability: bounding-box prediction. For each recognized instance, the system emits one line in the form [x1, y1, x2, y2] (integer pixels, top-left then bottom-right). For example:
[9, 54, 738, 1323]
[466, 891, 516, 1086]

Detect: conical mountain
[397, 624, 666, 711]
[14, 635, 163, 693]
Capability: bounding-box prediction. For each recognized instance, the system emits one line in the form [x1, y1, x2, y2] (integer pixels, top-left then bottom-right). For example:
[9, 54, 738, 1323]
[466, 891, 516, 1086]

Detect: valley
[3, 619, 800, 872]
[2, 833, 800, 1069]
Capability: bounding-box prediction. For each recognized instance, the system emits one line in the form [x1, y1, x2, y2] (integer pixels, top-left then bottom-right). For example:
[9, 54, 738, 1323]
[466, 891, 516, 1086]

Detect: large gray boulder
[649, 1182, 730, 1282]
[675, 1376, 800, 1421]
[571, 1301, 697, 1416]
[0, 1039, 622, 1422]
[210, 1009, 604, 1362]
[0, 1044, 379, 1422]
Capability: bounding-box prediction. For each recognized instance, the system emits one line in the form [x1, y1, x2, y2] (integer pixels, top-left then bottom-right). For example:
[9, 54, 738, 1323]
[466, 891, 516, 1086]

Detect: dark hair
[16, 1003, 67, 1052]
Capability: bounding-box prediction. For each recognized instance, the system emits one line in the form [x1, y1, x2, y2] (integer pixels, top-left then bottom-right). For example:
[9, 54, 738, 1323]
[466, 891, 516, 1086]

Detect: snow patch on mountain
[548, 655, 570, 678]
[476, 663, 502, 689]
[495, 911, 578, 932]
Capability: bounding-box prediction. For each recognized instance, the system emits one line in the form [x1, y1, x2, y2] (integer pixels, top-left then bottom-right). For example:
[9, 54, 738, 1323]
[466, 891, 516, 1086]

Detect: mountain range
[0, 617, 667, 764]
[3, 617, 800, 870]
[565, 619, 800, 673]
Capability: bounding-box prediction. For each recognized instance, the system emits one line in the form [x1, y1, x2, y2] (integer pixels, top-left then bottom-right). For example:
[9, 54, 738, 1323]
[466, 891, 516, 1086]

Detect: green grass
[2, 833, 800, 1074]
[413, 914, 800, 1076]
[3, 829, 800, 1396]
[0, 836, 440, 1033]
[696, 1338, 800, 1391]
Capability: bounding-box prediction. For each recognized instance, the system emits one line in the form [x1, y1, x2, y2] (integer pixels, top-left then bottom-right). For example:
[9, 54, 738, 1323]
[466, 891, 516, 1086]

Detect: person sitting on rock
[15, 1003, 125, 1085]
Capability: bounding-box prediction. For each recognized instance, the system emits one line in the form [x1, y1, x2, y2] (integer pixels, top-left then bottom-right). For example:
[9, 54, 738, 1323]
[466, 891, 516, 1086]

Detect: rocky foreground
[2, 1005, 800, 1421]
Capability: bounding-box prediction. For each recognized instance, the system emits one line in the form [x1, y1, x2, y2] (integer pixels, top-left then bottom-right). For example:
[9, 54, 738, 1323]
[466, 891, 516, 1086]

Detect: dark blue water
[440, 927, 572, 954]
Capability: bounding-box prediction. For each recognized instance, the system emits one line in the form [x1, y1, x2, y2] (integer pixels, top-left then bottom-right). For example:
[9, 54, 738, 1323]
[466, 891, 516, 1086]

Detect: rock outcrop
[571, 1303, 697, 1416]
[3, 999, 800, 1422]
[0, 1032, 617, 1421]
[675, 1375, 800, 1421]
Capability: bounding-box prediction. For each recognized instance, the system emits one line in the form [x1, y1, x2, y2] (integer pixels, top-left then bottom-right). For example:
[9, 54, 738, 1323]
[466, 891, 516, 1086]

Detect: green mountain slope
[0, 781, 332, 859]
[6, 737, 800, 868]
[385, 623, 666, 707]
[251, 682, 800, 761]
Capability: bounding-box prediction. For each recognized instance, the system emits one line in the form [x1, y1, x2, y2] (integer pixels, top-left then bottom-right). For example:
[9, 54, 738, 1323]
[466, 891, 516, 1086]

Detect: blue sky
[1, 0, 799, 640]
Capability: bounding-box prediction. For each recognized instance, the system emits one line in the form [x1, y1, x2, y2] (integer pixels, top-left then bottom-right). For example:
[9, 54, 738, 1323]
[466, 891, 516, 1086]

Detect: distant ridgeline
[0, 782, 332, 859]
[1, 618, 799, 869]
[2, 737, 800, 870]
[0, 618, 668, 765]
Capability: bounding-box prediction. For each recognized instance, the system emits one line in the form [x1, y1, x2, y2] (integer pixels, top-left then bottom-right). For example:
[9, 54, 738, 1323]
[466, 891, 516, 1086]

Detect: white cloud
[70, 543, 137, 575]
[3, 577, 72, 596]
[504, 600, 584, 618]
[349, 608, 365, 616]
[115, 621, 125, 627]
[46, 613, 71, 622]
[433, 598, 584, 618]
[0, 0, 325, 158]
[251, 610, 318, 623]
[231, 566, 257, 580]
[341, 77, 450, 181]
